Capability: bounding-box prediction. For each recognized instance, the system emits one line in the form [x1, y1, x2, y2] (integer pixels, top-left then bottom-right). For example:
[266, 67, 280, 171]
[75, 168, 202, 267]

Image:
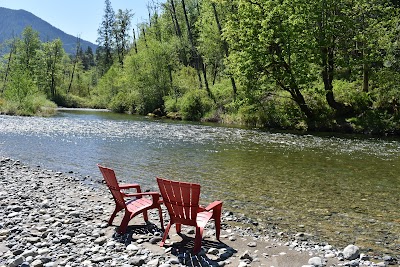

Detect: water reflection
[0, 110, 399, 256]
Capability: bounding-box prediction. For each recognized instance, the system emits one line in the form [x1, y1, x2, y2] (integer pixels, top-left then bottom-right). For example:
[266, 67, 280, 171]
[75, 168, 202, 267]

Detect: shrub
[333, 80, 371, 113]
[24, 94, 57, 116]
[164, 95, 179, 113]
[53, 93, 89, 108]
[109, 92, 129, 113]
[180, 89, 212, 121]
[0, 94, 56, 116]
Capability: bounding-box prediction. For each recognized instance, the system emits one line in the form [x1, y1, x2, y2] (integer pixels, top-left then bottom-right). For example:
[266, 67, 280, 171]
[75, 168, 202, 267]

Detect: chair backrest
[98, 164, 126, 208]
[156, 177, 200, 226]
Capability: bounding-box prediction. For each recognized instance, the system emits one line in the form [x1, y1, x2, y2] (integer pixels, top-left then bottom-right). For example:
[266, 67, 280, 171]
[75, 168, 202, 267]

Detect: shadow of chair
[97, 164, 164, 234]
[156, 177, 223, 254]
[167, 235, 237, 266]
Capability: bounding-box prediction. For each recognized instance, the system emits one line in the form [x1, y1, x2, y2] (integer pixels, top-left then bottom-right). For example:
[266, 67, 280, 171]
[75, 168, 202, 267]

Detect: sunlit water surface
[0, 110, 399, 256]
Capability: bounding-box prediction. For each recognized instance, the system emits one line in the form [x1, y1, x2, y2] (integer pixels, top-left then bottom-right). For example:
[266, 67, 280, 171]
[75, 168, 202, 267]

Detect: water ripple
[1, 115, 400, 159]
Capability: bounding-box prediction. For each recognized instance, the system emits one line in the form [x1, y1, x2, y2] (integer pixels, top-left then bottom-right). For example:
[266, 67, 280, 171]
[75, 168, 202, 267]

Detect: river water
[0, 109, 399, 256]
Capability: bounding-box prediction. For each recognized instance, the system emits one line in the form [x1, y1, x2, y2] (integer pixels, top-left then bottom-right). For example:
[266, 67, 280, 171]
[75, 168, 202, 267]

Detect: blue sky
[0, 0, 163, 43]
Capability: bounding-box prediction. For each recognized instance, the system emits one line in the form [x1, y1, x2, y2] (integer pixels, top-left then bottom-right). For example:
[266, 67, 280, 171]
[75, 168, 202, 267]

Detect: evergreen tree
[113, 9, 133, 67]
[97, 0, 115, 74]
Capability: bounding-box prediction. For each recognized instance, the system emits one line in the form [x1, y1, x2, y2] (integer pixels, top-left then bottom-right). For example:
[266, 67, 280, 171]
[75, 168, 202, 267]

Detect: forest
[0, 0, 400, 135]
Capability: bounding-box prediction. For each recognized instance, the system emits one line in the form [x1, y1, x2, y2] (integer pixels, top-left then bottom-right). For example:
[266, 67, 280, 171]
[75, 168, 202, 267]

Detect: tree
[197, 0, 237, 99]
[36, 39, 65, 98]
[17, 26, 41, 76]
[83, 46, 95, 70]
[224, 0, 315, 124]
[97, 0, 115, 74]
[68, 37, 81, 94]
[113, 9, 133, 67]
[1, 37, 17, 93]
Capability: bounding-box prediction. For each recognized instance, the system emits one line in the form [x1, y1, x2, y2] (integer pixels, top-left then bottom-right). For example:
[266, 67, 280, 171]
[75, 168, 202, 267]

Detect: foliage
[0, 92, 56, 116]
[180, 89, 212, 121]
[97, 0, 115, 74]
[0, 26, 97, 115]
[2, 0, 400, 135]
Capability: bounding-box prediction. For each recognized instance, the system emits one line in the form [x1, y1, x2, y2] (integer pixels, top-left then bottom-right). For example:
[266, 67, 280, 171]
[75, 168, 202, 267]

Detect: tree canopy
[1, 0, 400, 135]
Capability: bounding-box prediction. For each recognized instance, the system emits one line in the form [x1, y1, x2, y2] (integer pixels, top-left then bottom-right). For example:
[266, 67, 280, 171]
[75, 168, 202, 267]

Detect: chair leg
[193, 226, 204, 254]
[160, 222, 172, 247]
[143, 210, 149, 222]
[158, 207, 164, 230]
[109, 205, 123, 225]
[118, 211, 131, 234]
[176, 223, 181, 233]
[214, 207, 222, 240]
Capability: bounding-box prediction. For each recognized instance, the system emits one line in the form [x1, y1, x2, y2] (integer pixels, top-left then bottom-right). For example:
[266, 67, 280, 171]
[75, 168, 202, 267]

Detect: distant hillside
[0, 7, 97, 54]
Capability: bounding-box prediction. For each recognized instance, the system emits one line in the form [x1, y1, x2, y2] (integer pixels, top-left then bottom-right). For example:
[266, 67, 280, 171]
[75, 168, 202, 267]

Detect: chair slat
[156, 176, 222, 254]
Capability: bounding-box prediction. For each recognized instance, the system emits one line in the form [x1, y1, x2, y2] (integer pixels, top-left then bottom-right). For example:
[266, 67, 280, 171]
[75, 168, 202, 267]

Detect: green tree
[197, 0, 237, 99]
[17, 26, 41, 76]
[97, 0, 115, 74]
[113, 9, 133, 67]
[224, 0, 315, 124]
[36, 38, 65, 98]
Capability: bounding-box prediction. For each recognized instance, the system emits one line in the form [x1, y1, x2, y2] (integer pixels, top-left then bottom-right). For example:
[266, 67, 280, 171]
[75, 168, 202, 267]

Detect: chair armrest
[119, 183, 141, 190]
[124, 192, 159, 197]
[204, 200, 223, 211]
[123, 192, 161, 204]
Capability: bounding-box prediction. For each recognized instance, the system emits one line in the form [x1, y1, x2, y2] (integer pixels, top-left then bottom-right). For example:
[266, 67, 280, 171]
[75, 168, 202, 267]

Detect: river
[0, 109, 399, 256]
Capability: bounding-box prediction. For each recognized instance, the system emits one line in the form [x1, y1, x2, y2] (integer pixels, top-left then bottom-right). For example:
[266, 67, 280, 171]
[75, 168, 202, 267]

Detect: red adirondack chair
[97, 164, 164, 234]
[156, 177, 223, 254]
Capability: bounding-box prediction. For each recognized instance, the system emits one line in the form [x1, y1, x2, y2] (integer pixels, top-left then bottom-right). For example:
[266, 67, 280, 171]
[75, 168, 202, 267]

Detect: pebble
[0, 158, 397, 267]
[343, 245, 360, 260]
[308, 256, 323, 266]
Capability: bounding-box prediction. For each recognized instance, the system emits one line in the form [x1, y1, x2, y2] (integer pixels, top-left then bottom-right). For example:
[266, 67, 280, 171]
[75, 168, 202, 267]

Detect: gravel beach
[0, 157, 397, 267]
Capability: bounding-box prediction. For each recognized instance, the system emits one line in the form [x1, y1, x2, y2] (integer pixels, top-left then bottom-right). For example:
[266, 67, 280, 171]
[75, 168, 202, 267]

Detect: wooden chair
[97, 164, 164, 234]
[156, 177, 223, 254]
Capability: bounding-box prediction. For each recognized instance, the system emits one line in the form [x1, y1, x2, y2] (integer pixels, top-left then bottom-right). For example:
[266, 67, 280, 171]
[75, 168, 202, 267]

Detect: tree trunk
[167, 5, 179, 36]
[321, 45, 353, 117]
[181, 0, 203, 89]
[171, 0, 182, 37]
[211, 2, 237, 100]
[170, 0, 188, 66]
[132, 28, 138, 54]
[2, 38, 17, 94]
[68, 37, 81, 94]
[212, 61, 218, 85]
[363, 63, 369, 92]
[141, 27, 148, 48]
[201, 60, 213, 100]
[362, 43, 369, 92]
[50, 46, 59, 98]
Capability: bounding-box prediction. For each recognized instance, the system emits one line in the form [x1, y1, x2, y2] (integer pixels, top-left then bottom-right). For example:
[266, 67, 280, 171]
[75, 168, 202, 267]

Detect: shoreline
[0, 157, 397, 267]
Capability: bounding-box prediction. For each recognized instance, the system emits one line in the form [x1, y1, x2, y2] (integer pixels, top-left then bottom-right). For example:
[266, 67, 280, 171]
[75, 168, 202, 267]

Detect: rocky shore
[0, 158, 397, 267]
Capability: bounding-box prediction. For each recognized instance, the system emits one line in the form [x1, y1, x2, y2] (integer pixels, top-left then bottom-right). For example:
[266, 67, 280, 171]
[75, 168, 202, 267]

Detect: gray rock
[240, 250, 253, 262]
[7, 256, 24, 267]
[130, 256, 145, 266]
[93, 236, 107, 245]
[247, 241, 257, 247]
[0, 229, 10, 236]
[147, 258, 159, 266]
[126, 244, 139, 251]
[31, 259, 44, 267]
[343, 245, 360, 260]
[308, 256, 323, 266]
[149, 236, 162, 244]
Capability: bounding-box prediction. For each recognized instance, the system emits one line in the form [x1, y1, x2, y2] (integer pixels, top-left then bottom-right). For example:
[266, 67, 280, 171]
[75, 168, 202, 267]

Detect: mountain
[0, 7, 97, 54]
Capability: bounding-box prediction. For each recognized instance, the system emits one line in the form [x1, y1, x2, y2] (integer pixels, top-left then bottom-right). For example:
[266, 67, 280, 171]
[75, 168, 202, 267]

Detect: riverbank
[0, 158, 397, 267]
